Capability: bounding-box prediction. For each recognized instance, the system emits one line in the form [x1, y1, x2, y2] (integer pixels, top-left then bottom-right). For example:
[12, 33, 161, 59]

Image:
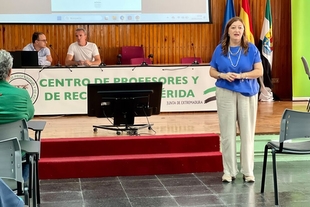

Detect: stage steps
[39, 133, 222, 179]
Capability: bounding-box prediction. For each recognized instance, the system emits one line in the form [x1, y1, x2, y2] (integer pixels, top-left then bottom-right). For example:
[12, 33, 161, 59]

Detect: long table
[11, 64, 216, 115]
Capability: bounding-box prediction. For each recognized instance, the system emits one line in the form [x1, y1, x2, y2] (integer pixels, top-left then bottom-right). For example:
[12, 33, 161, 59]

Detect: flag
[239, 0, 255, 43]
[222, 0, 236, 35]
[260, 0, 273, 68]
[258, 0, 273, 101]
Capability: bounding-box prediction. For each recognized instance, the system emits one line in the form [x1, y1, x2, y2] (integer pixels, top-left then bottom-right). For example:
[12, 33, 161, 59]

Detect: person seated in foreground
[0, 49, 35, 181]
[65, 28, 101, 66]
[23, 32, 53, 66]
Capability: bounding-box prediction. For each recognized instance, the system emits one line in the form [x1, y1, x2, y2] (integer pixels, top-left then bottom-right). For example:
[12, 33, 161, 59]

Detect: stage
[31, 101, 307, 139]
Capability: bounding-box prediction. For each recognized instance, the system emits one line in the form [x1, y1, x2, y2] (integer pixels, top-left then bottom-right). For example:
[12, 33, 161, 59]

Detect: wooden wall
[0, 0, 292, 100]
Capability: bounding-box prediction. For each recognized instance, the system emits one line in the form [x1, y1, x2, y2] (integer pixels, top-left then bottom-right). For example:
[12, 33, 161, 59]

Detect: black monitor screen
[21, 51, 39, 67]
[87, 82, 163, 126]
[10, 51, 39, 68]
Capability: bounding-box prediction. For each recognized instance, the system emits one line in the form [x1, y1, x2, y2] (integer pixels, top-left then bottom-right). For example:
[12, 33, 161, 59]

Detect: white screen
[0, 0, 211, 23]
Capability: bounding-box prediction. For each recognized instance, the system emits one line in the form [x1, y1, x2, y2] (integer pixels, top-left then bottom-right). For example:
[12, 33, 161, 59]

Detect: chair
[130, 57, 152, 65]
[0, 138, 26, 205]
[117, 46, 144, 65]
[180, 57, 202, 64]
[0, 120, 40, 207]
[301, 56, 310, 112]
[117, 46, 153, 65]
[260, 109, 310, 205]
[0, 137, 23, 183]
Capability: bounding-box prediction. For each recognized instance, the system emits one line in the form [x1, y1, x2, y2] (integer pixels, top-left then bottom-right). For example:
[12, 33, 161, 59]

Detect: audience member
[23, 32, 53, 66]
[0, 49, 34, 123]
[0, 49, 34, 181]
[65, 28, 101, 66]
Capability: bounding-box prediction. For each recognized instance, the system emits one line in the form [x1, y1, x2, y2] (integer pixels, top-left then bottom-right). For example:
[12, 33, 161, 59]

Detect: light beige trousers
[216, 87, 258, 177]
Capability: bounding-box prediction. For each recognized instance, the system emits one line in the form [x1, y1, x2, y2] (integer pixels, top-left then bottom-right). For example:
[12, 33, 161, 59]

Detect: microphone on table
[191, 43, 199, 65]
[99, 62, 106, 72]
[39, 66, 49, 73]
[66, 66, 73, 72]
[49, 44, 61, 67]
[141, 60, 148, 66]
[116, 54, 122, 65]
[140, 54, 153, 66]
[98, 46, 106, 70]
[99, 62, 106, 67]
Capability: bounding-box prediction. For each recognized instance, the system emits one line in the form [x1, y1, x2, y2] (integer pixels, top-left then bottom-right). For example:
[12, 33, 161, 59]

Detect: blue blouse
[210, 43, 261, 96]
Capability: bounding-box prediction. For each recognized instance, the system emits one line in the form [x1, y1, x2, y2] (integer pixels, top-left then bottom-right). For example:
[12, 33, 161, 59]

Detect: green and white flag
[258, 0, 273, 101]
[260, 0, 273, 68]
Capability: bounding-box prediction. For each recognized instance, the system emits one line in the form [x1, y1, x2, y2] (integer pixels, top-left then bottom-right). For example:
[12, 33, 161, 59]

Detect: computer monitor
[10, 51, 39, 68]
[87, 82, 163, 126]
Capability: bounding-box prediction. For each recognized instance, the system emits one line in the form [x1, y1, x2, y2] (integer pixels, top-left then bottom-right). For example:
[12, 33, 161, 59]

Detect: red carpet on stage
[39, 133, 223, 179]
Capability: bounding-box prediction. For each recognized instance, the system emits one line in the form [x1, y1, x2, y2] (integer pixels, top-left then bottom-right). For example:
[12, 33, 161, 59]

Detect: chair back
[0, 137, 23, 182]
[130, 57, 152, 65]
[0, 119, 29, 142]
[301, 56, 310, 79]
[279, 109, 310, 143]
[0, 119, 40, 154]
[120, 46, 145, 64]
[180, 57, 202, 64]
[0, 120, 39, 206]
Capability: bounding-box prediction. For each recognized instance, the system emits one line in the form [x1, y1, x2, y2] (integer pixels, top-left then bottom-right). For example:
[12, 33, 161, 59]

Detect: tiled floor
[38, 161, 310, 207]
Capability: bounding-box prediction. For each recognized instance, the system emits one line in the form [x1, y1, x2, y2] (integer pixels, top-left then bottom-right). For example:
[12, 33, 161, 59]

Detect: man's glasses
[37, 39, 47, 42]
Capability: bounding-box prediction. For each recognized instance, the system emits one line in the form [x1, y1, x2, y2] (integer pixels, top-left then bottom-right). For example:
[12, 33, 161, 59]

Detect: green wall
[292, 0, 310, 100]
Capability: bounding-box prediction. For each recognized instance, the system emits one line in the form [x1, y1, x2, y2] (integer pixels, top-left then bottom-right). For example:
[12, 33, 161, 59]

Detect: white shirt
[67, 42, 99, 62]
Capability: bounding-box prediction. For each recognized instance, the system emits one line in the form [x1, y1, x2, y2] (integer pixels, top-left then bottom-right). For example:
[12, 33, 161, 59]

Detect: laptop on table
[10, 51, 39, 68]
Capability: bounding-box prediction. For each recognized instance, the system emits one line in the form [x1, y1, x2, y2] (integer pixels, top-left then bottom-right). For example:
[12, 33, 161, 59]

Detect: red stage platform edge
[39, 133, 223, 179]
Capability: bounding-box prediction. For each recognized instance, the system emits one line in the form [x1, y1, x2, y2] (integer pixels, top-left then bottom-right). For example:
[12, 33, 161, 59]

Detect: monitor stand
[93, 113, 153, 135]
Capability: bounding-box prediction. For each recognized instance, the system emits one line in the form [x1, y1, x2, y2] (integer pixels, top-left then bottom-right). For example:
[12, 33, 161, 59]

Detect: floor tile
[166, 185, 213, 196]
[84, 198, 131, 207]
[121, 179, 163, 189]
[159, 177, 204, 187]
[129, 197, 178, 207]
[40, 181, 81, 192]
[38, 201, 84, 207]
[40, 191, 82, 203]
[82, 189, 127, 200]
[125, 187, 170, 198]
[81, 180, 123, 191]
[174, 194, 223, 206]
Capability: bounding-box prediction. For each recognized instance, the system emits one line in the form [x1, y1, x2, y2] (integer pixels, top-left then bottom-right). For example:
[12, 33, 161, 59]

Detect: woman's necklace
[228, 46, 241, 55]
[228, 47, 242, 68]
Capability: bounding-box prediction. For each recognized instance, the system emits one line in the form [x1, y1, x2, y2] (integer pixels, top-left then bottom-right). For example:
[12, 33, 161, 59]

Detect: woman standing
[209, 17, 263, 183]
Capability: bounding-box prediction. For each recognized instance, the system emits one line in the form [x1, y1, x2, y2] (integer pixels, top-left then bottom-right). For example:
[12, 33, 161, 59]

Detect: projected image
[51, 0, 142, 12]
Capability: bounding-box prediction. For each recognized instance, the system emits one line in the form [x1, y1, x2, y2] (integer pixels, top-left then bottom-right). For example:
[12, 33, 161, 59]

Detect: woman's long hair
[221, 17, 249, 56]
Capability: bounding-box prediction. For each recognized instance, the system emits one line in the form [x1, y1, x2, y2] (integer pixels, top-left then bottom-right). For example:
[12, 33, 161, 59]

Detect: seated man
[0, 49, 35, 181]
[65, 28, 101, 66]
[23, 32, 53, 66]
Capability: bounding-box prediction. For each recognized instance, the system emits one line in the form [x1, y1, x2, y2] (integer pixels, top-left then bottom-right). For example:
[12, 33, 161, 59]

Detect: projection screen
[0, 0, 211, 24]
